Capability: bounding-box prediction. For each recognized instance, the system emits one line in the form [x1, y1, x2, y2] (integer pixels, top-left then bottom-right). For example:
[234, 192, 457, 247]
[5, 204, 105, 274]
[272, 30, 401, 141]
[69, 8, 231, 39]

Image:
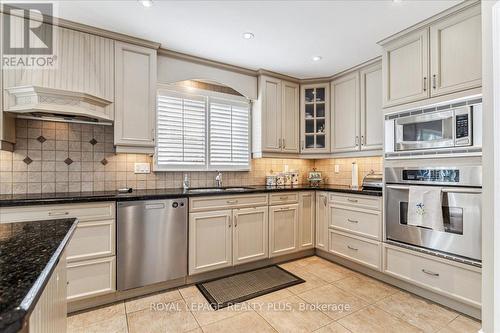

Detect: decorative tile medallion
[64, 157, 74, 165]
[23, 156, 33, 165]
[89, 138, 98, 145]
[100, 158, 108, 166]
[36, 135, 46, 143]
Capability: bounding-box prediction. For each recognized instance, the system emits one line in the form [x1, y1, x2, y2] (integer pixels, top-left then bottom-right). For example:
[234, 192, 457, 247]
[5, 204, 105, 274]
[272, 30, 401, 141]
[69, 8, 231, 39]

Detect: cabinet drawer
[329, 230, 381, 270]
[189, 194, 268, 212]
[269, 192, 299, 205]
[0, 201, 115, 223]
[67, 256, 116, 302]
[383, 244, 481, 308]
[329, 193, 381, 211]
[67, 220, 115, 263]
[329, 206, 381, 240]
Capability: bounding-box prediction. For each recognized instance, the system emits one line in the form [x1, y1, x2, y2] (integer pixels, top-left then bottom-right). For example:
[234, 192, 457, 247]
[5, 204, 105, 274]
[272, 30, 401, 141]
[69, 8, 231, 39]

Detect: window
[155, 86, 250, 171]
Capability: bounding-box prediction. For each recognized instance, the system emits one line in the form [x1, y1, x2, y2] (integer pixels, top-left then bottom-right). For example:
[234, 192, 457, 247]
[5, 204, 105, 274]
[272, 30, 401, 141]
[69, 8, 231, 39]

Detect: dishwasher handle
[145, 203, 166, 210]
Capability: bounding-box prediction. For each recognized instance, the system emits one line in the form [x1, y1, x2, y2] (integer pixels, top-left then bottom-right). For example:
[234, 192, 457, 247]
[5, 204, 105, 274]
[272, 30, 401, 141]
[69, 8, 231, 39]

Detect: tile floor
[67, 256, 481, 333]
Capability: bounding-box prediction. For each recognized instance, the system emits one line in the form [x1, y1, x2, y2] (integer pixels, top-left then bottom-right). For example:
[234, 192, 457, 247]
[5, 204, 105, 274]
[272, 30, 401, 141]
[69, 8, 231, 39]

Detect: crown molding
[256, 69, 300, 83]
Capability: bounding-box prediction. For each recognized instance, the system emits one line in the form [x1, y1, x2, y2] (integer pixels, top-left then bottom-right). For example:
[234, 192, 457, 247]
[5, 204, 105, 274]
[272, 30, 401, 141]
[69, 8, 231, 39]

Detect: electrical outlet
[334, 165, 340, 173]
[134, 162, 151, 174]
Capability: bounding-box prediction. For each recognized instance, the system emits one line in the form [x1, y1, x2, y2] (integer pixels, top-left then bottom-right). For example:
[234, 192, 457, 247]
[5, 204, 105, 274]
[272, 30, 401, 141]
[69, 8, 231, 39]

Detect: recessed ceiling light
[312, 56, 322, 62]
[242, 32, 255, 40]
[139, 0, 153, 7]
[393, 0, 402, 3]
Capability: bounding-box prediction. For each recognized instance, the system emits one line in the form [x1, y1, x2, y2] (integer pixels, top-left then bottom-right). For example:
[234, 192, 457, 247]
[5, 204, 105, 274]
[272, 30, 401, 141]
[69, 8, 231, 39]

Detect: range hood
[5, 86, 113, 125]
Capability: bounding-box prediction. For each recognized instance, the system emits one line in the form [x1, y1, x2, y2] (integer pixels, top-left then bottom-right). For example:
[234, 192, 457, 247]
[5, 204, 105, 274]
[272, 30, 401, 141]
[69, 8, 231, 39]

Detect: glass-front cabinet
[300, 83, 330, 153]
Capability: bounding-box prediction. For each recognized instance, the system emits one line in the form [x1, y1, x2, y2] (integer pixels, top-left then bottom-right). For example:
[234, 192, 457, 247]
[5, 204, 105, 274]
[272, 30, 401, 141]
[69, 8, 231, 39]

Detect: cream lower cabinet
[298, 192, 315, 249]
[0, 202, 116, 302]
[189, 206, 269, 275]
[315, 192, 329, 251]
[269, 203, 299, 257]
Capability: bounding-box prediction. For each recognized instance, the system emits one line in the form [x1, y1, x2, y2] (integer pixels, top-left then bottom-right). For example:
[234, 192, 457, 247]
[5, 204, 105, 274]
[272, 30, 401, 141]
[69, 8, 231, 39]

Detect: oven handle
[385, 184, 482, 194]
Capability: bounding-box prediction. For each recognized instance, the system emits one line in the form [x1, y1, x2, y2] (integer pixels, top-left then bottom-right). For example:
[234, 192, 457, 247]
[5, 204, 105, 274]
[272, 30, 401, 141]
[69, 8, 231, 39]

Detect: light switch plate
[334, 165, 340, 173]
[134, 162, 151, 174]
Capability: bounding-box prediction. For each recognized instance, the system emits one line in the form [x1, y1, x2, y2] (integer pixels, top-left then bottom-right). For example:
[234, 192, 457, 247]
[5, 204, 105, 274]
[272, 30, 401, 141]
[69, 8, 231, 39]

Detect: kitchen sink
[187, 187, 254, 193]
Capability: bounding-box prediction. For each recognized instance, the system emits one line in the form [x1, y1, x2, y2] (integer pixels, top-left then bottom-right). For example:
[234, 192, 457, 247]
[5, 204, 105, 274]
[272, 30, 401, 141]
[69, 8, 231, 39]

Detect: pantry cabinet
[300, 83, 330, 153]
[269, 203, 299, 257]
[189, 210, 233, 275]
[114, 42, 157, 153]
[315, 191, 329, 251]
[253, 75, 300, 155]
[330, 60, 383, 154]
[232, 206, 269, 265]
[381, 3, 481, 107]
[429, 5, 481, 97]
[298, 192, 315, 249]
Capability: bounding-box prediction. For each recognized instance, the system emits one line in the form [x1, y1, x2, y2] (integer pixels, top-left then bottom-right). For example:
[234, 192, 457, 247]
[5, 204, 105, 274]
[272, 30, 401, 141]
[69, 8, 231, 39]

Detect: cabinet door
[261, 76, 282, 152]
[430, 5, 481, 97]
[382, 28, 429, 107]
[189, 210, 232, 275]
[114, 42, 157, 151]
[233, 206, 269, 265]
[315, 192, 329, 251]
[281, 80, 300, 153]
[269, 204, 299, 257]
[67, 256, 116, 301]
[298, 192, 315, 249]
[331, 72, 360, 153]
[360, 62, 383, 151]
[301, 84, 330, 153]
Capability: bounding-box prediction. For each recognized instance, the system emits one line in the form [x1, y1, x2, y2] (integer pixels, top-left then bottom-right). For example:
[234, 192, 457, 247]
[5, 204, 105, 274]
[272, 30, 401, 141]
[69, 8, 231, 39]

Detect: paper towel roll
[351, 162, 359, 190]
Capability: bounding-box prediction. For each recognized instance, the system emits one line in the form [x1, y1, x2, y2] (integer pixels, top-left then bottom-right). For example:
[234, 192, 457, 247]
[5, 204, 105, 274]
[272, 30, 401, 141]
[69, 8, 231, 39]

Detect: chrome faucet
[183, 174, 190, 190]
[215, 171, 223, 188]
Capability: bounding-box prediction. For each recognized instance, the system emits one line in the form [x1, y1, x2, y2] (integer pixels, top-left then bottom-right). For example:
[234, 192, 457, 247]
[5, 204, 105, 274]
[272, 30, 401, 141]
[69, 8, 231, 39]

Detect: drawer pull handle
[347, 199, 358, 203]
[347, 245, 359, 251]
[279, 196, 289, 200]
[226, 200, 238, 204]
[347, 219, 359, 224]
[49, 211, 69, 216]
[422, 269, 439, 277]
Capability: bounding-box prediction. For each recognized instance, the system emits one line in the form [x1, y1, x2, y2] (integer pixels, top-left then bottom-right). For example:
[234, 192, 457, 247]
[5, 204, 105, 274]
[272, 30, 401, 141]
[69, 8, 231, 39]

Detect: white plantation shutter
[209, 98, 250, 168]
[156, 90, 206, 168]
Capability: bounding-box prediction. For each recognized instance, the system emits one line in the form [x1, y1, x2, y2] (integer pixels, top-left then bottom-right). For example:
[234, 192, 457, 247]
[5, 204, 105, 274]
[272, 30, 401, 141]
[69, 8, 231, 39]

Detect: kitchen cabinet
[29, 252, 67, 333]
[269, 203, 299, 257]
[114, 41, 157, 153]
[0, 14, 15, 151]
[300, 83, 330, 153]
[382, 28, 429, 107]
[315, 191, 329, 251]
[232, 206, 269, 265]
[360, 62, 383, 150]
[331, 72, 360, 153]
[298, 192, 315, 249]
[3, 24, 115, 121]
[67, 256, 116, 301]
[430, 5, 481, 97]
[330, 60, 383, 154]
[381, 3, 481, 107]
[253, 75, 299, 155]
[189, 210, 233, 275]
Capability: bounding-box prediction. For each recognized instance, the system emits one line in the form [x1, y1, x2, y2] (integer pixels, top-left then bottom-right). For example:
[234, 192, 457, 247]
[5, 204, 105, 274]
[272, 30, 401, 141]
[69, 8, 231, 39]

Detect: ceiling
[53, 0, 461, 79]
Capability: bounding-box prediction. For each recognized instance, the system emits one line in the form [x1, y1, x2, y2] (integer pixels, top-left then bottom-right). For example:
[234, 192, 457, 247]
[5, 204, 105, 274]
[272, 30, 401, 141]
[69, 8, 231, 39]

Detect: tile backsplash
[314, 157, 383, 186]
[0, 119, 316, 194]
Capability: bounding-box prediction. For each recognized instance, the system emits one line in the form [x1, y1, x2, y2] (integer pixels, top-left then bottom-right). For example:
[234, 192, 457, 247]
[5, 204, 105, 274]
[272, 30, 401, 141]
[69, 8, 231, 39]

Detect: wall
[0, 119, 315, 195]
[314, 156, 383, 187]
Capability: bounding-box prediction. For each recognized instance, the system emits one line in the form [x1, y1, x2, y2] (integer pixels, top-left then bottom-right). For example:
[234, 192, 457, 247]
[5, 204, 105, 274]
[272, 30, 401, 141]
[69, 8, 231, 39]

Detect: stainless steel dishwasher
[117, 198, 187, 290]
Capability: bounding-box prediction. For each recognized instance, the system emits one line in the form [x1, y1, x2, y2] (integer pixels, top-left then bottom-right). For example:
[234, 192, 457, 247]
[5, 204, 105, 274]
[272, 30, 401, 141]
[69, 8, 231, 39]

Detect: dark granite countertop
[0, 185, 381, 207]
[0, 218, 77, 333]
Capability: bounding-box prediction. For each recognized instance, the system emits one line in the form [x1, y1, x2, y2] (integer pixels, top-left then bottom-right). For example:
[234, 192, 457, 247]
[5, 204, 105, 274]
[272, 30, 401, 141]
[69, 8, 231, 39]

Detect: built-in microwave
[395, 107, 471, 151]
[384, 101, 482, 156]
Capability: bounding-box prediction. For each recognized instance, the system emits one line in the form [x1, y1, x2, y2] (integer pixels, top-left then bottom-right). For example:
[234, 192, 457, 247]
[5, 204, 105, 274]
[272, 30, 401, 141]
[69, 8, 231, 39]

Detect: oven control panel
[402, 169, 460, 183]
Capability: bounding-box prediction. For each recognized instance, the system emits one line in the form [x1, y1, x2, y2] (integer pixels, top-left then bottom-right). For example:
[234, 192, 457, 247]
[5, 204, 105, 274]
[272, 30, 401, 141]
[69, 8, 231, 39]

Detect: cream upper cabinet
[114, 42, 157, 153]
[301, 83, 330, 153]
[360, 62, 383, 151]
[331, 72, 360, 153]
[315, 191, 329, 251]
[269, 203, 299, 257]
[253, 75, 299, 155]
[382, 28, 429, 107]
[298, 192, 315, 250]
[281, 80, 300, 153]
[189, 210, 233, 275]
[430, 5, 481, 97]
[0, 13, 15, 150]
[232, 206, 269, 265]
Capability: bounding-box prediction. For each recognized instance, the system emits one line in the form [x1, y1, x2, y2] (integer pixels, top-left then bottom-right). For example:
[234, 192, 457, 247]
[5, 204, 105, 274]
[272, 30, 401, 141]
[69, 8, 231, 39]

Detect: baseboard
[315, 249, 481, 320]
